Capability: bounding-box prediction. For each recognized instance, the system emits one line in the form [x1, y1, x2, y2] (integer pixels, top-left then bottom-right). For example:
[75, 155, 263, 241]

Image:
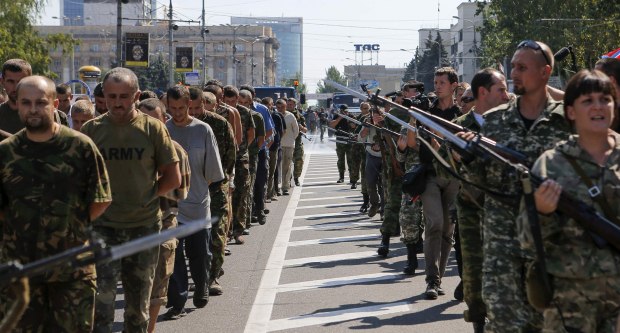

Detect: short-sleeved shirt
[166, 117, 224, 227]
[81, 112, 179, 228]
[0, 126, 112, 282]
[249, 110, 265, 156]
[253, 102, 274, 150]
[0, 102, 24, 134]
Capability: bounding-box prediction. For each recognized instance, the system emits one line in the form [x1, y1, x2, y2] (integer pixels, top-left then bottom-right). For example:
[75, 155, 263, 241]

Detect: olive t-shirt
[0, 102, 25, 134]
[81, 112, 179, 228]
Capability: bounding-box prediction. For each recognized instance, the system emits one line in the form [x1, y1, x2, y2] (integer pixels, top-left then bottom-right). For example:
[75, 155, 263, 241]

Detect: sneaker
[425, 283, 439, 300]
[258, 217, 266, 225]
[251, 216, 258, 224]
[276, 191, 282, 196]
[336, 178, 344, 183]
[224, 247, 231, 256]
[263, 209, 270, 215]
[368, 205, 378, 218]
[350, 182, 357, 189]
[193, 283, 209, 308]
[294, 178, 300, 186]
[209, 279, 223, 296]
[242, 228, 250, 235]
[282, 190, 289, 196]
[162, 307, 186, 321]
[234, 234, 245, 244]
[271, 197, 278, 201]
[436, 285, 445, 296]
[265, 198, 272, 203]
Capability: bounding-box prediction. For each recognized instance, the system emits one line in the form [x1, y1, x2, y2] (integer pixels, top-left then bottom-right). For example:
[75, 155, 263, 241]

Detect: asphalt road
[113, 132, 470, 333]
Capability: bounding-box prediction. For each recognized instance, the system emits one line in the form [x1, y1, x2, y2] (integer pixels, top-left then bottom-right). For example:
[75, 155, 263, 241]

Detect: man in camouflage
[452, 68, 510, 332]
[82, 67, 181, 333]
[348, 103, 368, 190]
[287, 98, 306, 186]
[0, 75, 112, 332]
[223, 85, 255, 243]
[329, 104, 356, 183]
[463, 41, 571, 332]
[138, 98, 191, 333]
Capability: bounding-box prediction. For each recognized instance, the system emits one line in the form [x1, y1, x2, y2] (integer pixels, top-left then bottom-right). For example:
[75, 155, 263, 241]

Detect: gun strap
[416, 135, 517, 200]
[561, 152, 619, 225]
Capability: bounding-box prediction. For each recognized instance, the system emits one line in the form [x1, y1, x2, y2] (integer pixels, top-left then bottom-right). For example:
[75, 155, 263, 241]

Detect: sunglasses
[516, 40, 551, 66]
[460, 96, 474, 104]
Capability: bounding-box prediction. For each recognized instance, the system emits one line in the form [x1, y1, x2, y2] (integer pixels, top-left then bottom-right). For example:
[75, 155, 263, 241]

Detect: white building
[450, 2, 484, 84]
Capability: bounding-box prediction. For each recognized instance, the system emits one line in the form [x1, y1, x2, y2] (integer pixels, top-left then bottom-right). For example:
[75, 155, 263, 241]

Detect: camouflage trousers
[359, 148, 367, 195]
[456, 195, 486, 323]
[380, 161, 402, 237]
[233, 157, 251, 234]
[246, 153, 259, 228]
[482, 250, 542, 333]
[293, 141, 304, 179]
[365, 153, 383, 207]
[0, 278, 96, 333]
[210, 180, 229, 280]
[94, 223, 160, 333]
[350, 144, 364, 184]
[543, 275, 620, 333]
[399, 195, 424, 245]
[267, 148, 281, 198]
[335, 143, 352, 177]
[150, 239, 176, 307]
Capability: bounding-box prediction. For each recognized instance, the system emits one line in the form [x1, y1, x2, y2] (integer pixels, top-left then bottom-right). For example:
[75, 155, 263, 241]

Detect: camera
[402, 94, 430, 111]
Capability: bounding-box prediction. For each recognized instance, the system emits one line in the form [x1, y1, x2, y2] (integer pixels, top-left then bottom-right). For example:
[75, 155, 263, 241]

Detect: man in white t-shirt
[276, 98, 298, 195]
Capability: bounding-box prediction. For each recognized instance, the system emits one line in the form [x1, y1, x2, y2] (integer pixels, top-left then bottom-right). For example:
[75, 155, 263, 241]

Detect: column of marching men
[2, 41, 620, 333]
[0, 58, 308, 332]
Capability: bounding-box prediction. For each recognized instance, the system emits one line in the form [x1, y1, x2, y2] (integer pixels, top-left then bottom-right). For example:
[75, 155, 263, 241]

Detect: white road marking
[291, 221, 376, 231]
[266, 301, 411, 332]
[293, 211, 361, 219]
[287, 234, 380, 247]
[283, 251, 377, 267]
[299, 195, 361, 202]
[276, 272, 401, 293]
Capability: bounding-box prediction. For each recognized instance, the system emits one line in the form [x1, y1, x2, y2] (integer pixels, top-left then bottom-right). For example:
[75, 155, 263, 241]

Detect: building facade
[35, 24, 278, 88]
[450, 2, 483, 84]
[232, 17, 303, 85]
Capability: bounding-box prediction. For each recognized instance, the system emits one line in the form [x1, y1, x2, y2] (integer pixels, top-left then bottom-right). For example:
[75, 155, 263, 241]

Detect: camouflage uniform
[196, 111, 236, 280]
[518, 133, 620, 333]
[247, 110, 265, 227]
[453, 109, 486, 322]
[0, 126, 112, 332]
[396, 144, 424, 246]
[349, 113, 365, 185]
[469, 97, 571, 332]
[291, 109, 306, 180]
[150, 141, 190, 308]
[232, 104, 255, 235]
[379, 107, 409, 238]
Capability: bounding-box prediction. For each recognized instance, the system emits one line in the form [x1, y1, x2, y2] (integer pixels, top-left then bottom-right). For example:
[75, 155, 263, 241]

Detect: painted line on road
[283, 251, 377, 267]
[293, 211, 362, 219]
[296, 202, 361, 210]
[276, 272, 401, 293]
[291, 221, 376, 231]
[287, 234, 380, 247]
[266, 301, 411, 332]
[302, 184, 351, 189]
[299, 195, 362, 202]
[243, 153, 311, 333]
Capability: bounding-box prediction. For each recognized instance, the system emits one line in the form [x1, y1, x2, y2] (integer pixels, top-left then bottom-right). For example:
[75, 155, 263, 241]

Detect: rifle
[0, 218, 215, 287]
[336, 111, 402, 140]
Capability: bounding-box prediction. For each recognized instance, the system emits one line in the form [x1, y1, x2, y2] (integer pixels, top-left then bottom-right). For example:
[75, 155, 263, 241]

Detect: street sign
[185, 72, 200, 86]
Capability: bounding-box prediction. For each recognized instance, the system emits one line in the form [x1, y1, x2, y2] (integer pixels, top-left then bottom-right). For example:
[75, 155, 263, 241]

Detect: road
[113, 133, 469, 332]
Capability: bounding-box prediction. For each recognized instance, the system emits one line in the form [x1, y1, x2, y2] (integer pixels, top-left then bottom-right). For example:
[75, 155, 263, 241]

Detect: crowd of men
[0, 58, 308, 332]
[325, 41, 620, 333]
[1, 38, 620, 333]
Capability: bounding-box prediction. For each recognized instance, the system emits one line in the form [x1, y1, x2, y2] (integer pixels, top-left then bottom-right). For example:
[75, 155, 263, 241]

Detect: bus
[332, 93, 362, 114]
[254, 86, 298, 101]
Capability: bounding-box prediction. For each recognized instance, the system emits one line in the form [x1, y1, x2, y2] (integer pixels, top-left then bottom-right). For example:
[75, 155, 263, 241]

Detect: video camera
[402, 94, 431, 111]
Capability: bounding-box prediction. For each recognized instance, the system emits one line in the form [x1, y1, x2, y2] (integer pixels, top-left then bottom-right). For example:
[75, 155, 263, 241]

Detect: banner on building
[184, 72, 201, 86]
[175, 47, 193, 72]
[125, 33, 149, 67]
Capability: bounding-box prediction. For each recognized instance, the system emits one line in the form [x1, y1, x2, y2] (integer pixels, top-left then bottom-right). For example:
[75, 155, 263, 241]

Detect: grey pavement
[112, 132, 470, 332]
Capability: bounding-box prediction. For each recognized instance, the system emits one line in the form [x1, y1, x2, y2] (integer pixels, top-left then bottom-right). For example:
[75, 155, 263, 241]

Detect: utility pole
[201, 0, 207, 86]
[168, 0, 174, 88]
[116, 0, 123, 67]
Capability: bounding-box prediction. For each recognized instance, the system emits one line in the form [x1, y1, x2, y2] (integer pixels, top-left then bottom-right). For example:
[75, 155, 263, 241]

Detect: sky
[38, 0, 470, 92]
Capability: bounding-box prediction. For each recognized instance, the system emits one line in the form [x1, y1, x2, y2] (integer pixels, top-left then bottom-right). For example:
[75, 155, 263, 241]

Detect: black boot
[403, 243, 418, 275]
[473, 320, 485, 333]
[454, 280, 463, 301]
[377, 234, 390, 257]
[359, 194, 369, 213]
[336, 172, 344, 183]
[415, 234, 424, 254]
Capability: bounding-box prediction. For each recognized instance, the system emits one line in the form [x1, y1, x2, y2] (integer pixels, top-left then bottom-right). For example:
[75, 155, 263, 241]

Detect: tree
[316, 66, 347, 93]
[131, 54, 180, 93]
[402, 47, 421, 83]
[416, 31, 449, 92]
[0, 0, 77, 78]
[478, 0, 620, 78]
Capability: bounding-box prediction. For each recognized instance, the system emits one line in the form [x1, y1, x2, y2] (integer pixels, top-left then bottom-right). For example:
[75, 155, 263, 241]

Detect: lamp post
[240, 36, 268, 86]
[223, 24, 249, 86]
[400, 48, 418, 80]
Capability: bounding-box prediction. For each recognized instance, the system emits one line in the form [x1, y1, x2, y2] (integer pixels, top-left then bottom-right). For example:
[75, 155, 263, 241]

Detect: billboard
[125, 33, 149, 67]
[175, 47, 193, 72]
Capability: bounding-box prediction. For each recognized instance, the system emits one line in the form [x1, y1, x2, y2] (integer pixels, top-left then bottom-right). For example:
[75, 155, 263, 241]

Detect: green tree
[0, 0, 77, 77]
[316, 66, 347, 93]
[402, 47, 421, 83]
[131, 54, 178, 92]
[416, 31, 449, 91]
[478, 0, 620, 78]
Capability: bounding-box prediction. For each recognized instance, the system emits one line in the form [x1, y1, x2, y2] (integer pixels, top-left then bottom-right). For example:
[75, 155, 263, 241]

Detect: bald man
[0, 76, 112, 331]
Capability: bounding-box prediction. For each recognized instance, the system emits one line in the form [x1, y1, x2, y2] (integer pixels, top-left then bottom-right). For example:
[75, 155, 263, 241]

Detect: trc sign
[353, 44, 380, 51]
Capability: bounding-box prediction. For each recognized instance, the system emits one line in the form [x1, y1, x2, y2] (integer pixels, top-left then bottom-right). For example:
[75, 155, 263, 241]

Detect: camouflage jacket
[469, 96, 571, 255]
[0, 126, 112, 282]
[518, 132, 620, 279]
[236, 104, 255, 158]
[249, 110, 265, 156]
[453, 109, 484, 205]
[196, 111, 236, 177]
[291, 109, 306, 144]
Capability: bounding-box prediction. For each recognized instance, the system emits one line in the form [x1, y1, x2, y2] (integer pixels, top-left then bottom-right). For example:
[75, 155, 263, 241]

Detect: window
[458, 52, 463, 64]
[156, 44, 164, 52]
[53, 58, 62, 68]
[459, 30, 463, 42]
[74, 58, 81, 69]
[75, 45, 81, 52]
[235, 44, 245, 52]
[217, 58, 225, 68]
[93, 58, 101, 66]
[196, 44, 204, 51]
[90, 44, 100, 52]
[215, 44, 224, 52]
[215, 71, 226, 81]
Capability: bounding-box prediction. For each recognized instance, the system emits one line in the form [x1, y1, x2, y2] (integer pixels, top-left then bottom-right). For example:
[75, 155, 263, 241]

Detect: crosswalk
[244, 143, 467, 333]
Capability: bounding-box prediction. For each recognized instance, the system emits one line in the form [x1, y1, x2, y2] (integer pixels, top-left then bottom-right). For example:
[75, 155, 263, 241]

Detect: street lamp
[222, 24, 249, 86]
[240, 36, 269, 86]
